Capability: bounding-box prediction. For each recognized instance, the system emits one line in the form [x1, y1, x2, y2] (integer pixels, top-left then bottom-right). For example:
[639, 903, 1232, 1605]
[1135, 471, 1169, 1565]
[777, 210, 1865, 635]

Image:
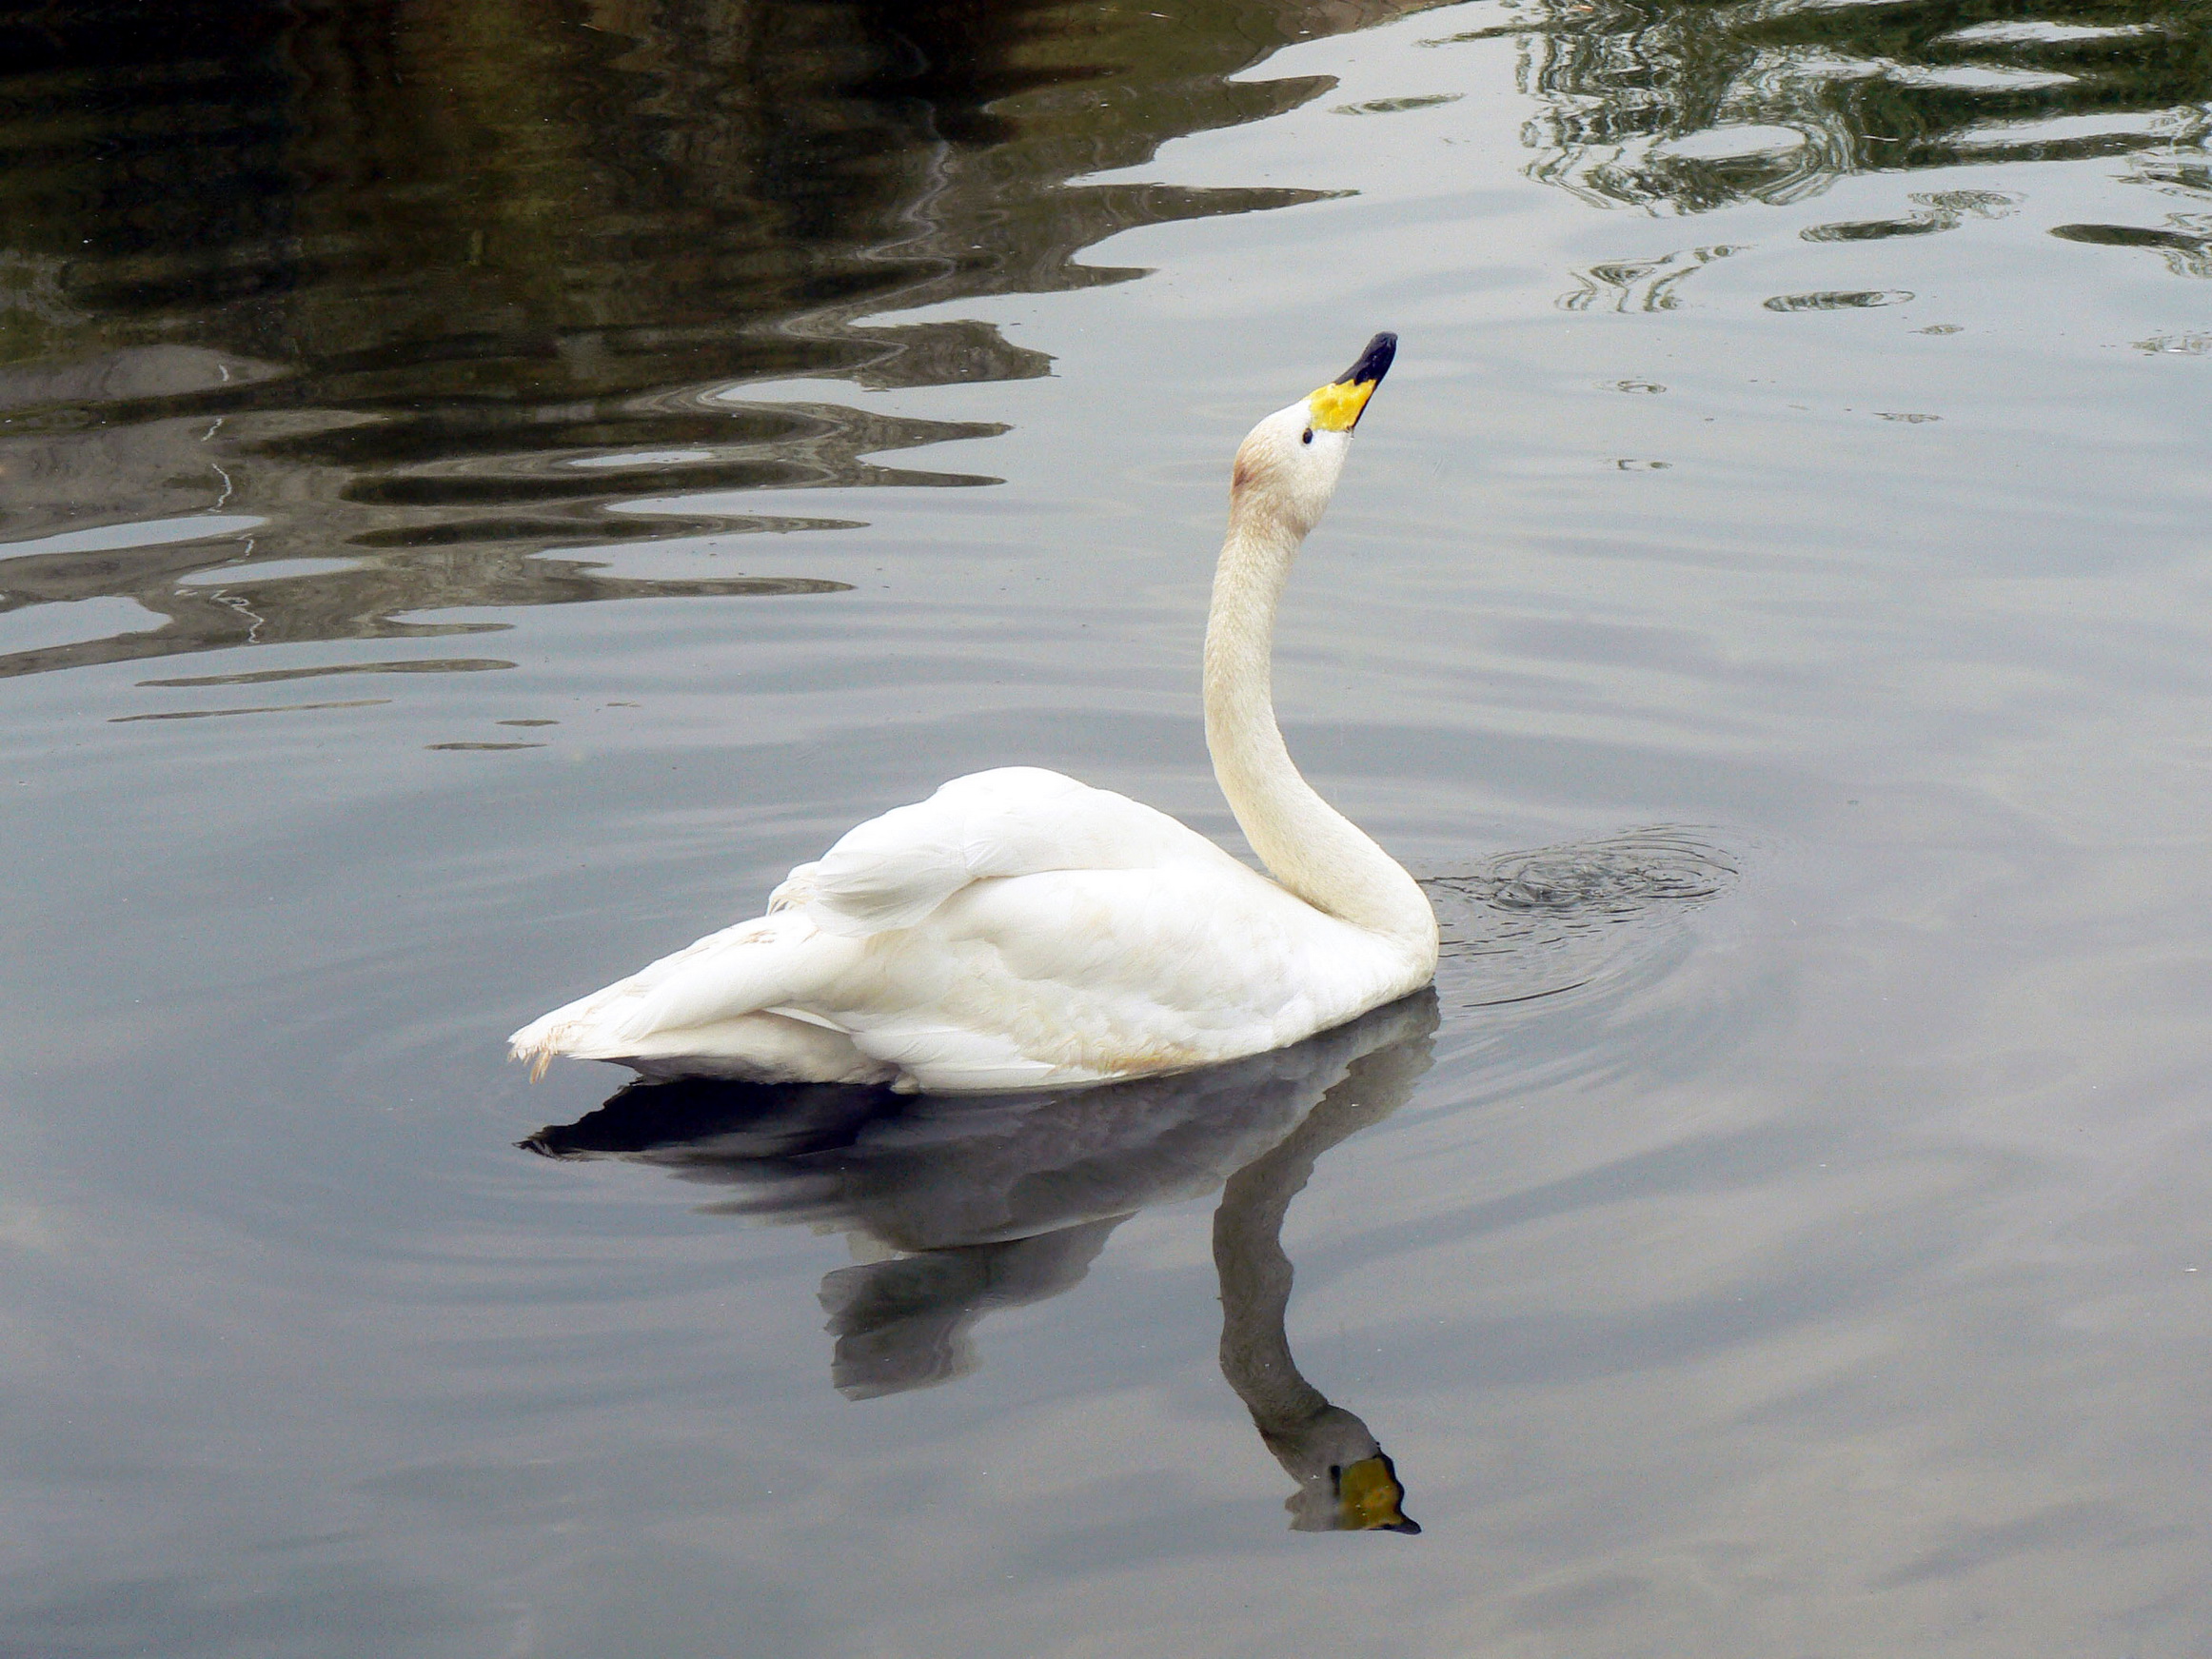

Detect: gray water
[4, 0, 2210, 1652]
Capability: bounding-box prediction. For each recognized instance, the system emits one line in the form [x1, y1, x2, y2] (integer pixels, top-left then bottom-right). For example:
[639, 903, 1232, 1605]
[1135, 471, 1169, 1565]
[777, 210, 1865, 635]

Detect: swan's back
[768, 767, 1242, 935]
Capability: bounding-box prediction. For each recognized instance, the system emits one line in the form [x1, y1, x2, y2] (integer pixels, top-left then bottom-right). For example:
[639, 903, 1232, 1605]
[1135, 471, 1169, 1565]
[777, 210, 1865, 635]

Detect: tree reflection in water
[524, 991, 1440, 1535]
[1498, 0, 2212, 212]
[0, 0, 1438, 677]
[13, 0, 2203, 674]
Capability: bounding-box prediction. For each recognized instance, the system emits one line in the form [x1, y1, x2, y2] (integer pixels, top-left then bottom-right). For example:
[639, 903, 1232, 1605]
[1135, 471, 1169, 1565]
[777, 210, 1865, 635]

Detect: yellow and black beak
[1307, 331, 1397, 434]
[1335, 1452, 1421, 1534]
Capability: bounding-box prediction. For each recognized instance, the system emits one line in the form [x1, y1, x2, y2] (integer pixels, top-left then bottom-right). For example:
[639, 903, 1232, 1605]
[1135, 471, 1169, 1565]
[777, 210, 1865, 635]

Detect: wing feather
[770, 767, 1234, 938]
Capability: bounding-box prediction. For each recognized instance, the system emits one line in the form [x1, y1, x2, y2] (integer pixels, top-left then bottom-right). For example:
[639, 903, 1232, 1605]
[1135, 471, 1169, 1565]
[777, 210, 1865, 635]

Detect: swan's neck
[1202, 504, 1437, 957]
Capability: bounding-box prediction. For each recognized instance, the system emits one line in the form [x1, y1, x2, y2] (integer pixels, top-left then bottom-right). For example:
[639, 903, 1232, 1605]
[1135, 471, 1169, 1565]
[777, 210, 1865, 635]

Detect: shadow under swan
[523, 989, 1441, 1535]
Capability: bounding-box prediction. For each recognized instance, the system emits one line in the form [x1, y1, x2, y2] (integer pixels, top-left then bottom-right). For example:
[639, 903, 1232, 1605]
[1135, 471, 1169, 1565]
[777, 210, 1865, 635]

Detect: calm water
[4, 0, 2210, 1651]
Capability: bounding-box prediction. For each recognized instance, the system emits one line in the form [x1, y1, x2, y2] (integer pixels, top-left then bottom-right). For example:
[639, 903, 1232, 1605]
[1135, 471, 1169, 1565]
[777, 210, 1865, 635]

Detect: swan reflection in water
[524, 991, 1439, 1534]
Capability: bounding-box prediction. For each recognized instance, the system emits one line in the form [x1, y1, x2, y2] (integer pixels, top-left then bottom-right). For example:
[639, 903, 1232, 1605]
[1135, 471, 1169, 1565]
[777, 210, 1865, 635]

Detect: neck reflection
[1213, 1011, 1433, 1534]
[524, 990, 1438, 1531]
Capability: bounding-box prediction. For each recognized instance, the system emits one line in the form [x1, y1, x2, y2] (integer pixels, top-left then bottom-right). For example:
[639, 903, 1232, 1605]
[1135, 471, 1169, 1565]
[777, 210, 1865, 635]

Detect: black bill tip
[1336, 331, 1397, 387]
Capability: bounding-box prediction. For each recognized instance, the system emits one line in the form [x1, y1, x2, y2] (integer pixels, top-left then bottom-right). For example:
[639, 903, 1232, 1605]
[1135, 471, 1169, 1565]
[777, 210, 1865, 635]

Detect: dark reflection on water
[1505, 0, 2212, 211]
[1762, 286, 1915, 309]
[2051, 214, 2212, 273]
[527, 994, 1439, 1533]
[0, 0, 1430, 678]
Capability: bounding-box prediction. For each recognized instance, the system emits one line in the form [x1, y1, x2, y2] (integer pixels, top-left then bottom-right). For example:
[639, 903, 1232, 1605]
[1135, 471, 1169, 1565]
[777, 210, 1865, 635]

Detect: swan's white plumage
[767, 766, 1210, 936]
[510, 764, 1426, 1092]
[508, 333, 1436, 1093]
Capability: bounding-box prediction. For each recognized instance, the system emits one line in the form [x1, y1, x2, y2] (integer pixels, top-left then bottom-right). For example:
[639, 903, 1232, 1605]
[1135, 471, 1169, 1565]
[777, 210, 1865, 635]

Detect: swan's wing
[513, 768, 1250, 1073]
[817, 862, 1415, 1092]
[768, 766, 1237, 937]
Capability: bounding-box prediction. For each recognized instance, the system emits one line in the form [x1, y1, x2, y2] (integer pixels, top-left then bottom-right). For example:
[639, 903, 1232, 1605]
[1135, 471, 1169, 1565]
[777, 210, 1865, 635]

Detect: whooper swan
[508, 333, 1437, 1092]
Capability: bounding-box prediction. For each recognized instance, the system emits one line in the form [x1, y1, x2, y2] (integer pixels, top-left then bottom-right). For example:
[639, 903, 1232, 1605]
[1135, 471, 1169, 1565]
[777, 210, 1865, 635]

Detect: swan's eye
[1301, 428, 1313, 445]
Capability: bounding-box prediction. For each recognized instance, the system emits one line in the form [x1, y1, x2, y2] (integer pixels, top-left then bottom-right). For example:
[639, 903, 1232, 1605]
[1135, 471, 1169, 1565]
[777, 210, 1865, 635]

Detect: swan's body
[510, 334, 1437, 1093]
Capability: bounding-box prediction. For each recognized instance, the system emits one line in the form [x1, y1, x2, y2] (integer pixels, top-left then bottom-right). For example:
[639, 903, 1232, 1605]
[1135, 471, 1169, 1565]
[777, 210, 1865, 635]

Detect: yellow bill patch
[1335, 1454, 1410, 1531]
[1307, 376, 1378, 433]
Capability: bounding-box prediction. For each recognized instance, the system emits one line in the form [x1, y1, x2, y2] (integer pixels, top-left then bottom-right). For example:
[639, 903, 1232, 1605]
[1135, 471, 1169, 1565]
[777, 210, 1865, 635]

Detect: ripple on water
[1332, 93, 1464, 114]
[1421, 828, 1740, 1009]
[1764, 289, 1916, 311]
[2049, 220, 2212, 278]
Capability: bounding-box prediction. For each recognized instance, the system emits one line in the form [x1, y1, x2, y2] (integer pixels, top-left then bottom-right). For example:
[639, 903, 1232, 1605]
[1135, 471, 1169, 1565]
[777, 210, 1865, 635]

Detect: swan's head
[1230, 331, 1396, 537]
[1332, 1452, 1420, 1534]
[1265, 1404, 1422, 1534]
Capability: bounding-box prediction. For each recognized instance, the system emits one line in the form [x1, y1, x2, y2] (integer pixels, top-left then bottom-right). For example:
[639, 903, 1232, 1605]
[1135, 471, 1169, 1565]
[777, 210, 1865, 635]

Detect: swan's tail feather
[508, 998, 617, 1078]
[504, 910, 876, 1081]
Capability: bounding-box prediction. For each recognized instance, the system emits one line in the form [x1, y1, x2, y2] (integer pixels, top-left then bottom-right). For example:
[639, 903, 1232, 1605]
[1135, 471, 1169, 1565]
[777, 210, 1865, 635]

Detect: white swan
[509, 332, 1437, 1093]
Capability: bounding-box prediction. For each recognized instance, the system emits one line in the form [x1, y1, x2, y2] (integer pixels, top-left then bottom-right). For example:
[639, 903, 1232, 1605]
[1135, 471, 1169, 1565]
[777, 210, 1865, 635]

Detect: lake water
[4, 0, 2210, 1652]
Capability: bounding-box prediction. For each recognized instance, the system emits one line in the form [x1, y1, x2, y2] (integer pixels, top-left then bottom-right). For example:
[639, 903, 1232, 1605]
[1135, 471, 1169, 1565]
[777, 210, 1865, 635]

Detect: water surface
[4, 0, 2210, 1652]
